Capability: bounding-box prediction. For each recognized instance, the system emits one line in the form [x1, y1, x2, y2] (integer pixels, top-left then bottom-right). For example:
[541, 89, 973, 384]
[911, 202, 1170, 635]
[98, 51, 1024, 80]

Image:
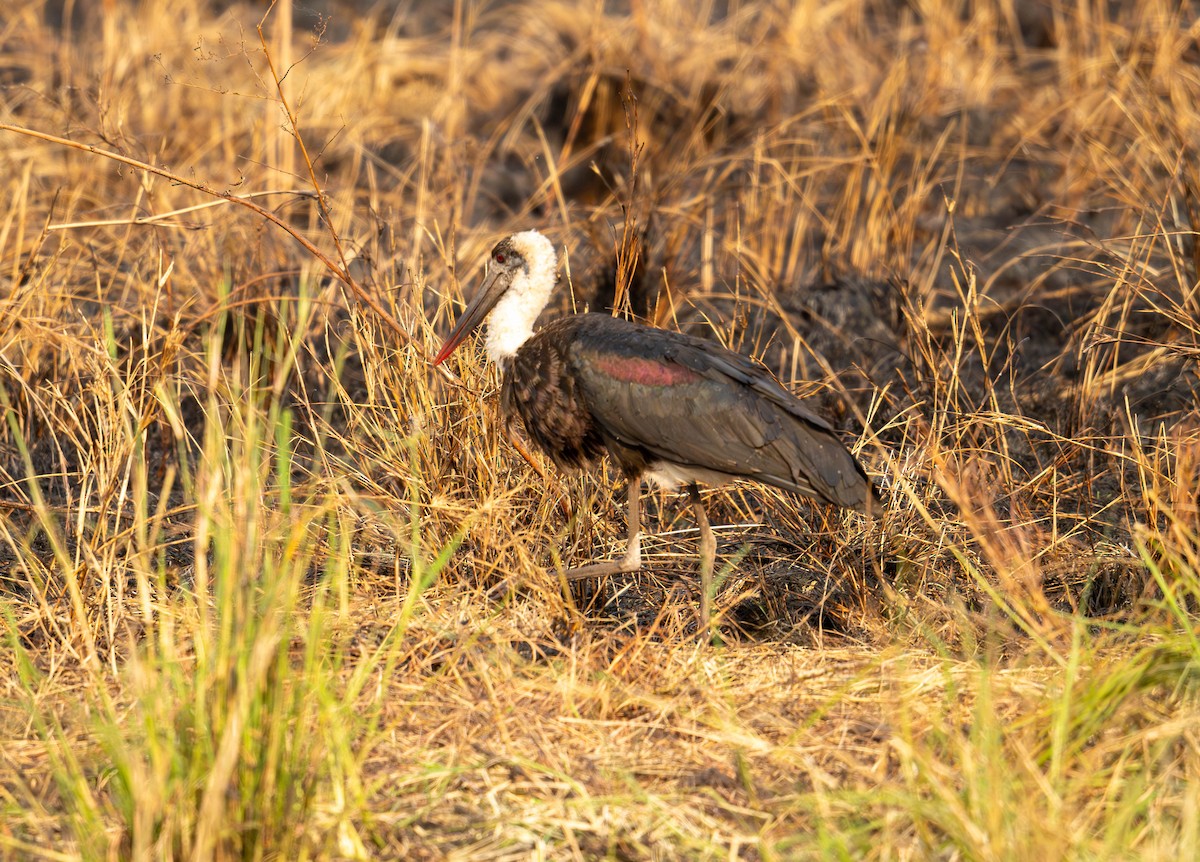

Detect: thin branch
[48, 190, 314, 231]
[0, 122, 415, 352]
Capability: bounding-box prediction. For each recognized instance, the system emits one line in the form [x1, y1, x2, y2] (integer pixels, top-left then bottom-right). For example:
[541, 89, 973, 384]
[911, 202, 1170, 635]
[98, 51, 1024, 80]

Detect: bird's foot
[562, 535, 642, 580]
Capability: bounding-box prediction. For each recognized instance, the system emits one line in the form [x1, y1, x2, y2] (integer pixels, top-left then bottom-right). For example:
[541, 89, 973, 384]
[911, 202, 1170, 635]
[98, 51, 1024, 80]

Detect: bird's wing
[563, 315, 873, 510]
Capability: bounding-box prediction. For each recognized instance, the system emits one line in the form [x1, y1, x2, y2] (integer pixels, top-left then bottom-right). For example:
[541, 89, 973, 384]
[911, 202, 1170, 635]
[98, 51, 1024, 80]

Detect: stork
[434, 230, 880, 626]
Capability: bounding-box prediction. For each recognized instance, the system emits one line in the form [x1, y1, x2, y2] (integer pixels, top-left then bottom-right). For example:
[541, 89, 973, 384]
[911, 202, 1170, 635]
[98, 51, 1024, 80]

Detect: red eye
[495, 252, 506, 263]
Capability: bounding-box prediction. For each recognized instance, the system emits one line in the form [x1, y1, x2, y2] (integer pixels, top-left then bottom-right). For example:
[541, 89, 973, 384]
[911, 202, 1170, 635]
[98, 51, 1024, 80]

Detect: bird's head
[433, 230, 558, 365]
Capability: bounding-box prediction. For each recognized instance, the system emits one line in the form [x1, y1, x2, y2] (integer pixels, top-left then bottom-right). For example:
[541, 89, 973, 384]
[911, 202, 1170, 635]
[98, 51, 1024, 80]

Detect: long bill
[432, 267, 509, 365]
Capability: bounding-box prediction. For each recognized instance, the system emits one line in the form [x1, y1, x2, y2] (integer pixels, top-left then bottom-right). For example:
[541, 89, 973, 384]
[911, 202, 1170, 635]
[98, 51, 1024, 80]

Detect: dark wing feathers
[655, 333, 837, 433]
[557, 314, 874, 511]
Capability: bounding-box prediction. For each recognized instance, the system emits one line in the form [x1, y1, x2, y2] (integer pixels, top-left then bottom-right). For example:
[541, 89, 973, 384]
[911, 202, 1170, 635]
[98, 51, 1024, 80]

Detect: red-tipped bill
[433, 267, 510, 365]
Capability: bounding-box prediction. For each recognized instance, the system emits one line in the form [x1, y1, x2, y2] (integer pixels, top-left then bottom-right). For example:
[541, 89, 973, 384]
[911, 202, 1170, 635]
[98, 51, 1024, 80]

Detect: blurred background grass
[0, 1, 1198, 858]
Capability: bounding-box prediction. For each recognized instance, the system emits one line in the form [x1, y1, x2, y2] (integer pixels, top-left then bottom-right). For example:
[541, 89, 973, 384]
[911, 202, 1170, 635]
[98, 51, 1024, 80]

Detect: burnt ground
[1, 0, 1198, 650]
[4, 4, 1200, 859]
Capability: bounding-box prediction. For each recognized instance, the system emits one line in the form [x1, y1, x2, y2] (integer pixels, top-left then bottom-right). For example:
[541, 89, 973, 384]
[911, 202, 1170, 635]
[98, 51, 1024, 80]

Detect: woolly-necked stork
[434, 230, 879, 625]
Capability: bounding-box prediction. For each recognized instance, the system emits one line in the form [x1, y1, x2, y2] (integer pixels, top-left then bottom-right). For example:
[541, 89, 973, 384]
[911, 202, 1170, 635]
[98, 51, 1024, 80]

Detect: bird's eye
[495, 252, 506, 263]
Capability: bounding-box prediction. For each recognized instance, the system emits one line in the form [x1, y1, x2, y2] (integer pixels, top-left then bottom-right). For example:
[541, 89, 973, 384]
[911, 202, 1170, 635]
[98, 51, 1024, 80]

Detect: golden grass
[1, 0, 1199, 858]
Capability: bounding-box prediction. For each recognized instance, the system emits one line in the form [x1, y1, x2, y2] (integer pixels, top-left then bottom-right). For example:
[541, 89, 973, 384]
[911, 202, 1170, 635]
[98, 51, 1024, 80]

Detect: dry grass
[1, 0, 1199, 858]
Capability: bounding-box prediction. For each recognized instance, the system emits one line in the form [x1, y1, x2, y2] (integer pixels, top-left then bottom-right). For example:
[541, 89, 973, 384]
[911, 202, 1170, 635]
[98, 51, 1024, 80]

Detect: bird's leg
[563, 478, 642, 580]
[688, 482, 716, 628]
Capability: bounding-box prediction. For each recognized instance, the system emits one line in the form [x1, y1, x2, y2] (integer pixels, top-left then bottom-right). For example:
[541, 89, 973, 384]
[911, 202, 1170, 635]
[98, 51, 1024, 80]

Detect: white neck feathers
[484, 230, 558, 363]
